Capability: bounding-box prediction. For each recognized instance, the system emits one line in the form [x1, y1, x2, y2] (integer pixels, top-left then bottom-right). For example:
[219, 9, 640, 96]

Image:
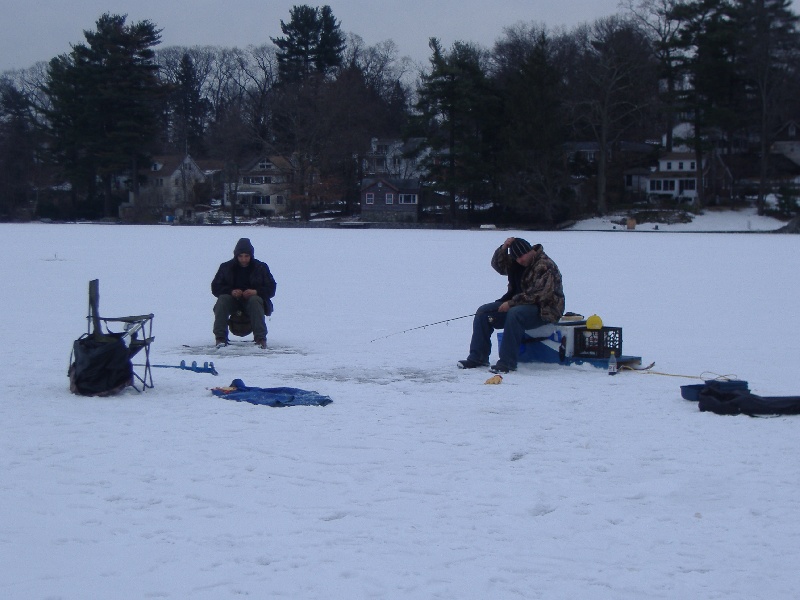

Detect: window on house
[625, 175, 633, 187]
[376, 144, 388, 155]
[678, 162, 684, 170]
[649, 180, 662, 191]
[399, 194, 418, 204]
[385, 193, 394, 204]
[666, 180, 675, 191]
[666, 162, 672, 170]
[276, 196, 285, 204]
[258, 160, 272, 170]
[366, 193, 374, 205]
[683, 179, 696, 191]
[690, 161, 696, 170]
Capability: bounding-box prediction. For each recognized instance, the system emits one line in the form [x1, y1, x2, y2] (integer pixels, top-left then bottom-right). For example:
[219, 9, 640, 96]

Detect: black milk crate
[574, 326, 622, 359]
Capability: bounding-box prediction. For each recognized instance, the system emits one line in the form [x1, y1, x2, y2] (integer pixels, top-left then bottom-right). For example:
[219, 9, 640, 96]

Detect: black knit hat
[509, 238, 532, 259]
[233, 237, 254, 257]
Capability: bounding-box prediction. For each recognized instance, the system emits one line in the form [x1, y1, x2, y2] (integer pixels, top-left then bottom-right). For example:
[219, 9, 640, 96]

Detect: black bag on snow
[227, 309, 253, 337]
[698, 385, 800, 416]
[68, 333, 133, 396]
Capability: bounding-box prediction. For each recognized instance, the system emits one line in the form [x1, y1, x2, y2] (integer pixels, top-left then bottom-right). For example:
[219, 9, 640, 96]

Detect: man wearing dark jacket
[458, 237, 565, 373]
[211, 238, 276, 348]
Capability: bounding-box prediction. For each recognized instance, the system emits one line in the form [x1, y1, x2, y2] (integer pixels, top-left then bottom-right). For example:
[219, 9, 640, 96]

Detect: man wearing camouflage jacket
[458, 237, 565, 374]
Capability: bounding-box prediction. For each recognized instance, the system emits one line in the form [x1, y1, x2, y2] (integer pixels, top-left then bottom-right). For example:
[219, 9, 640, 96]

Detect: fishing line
[370, 314, 474, 342]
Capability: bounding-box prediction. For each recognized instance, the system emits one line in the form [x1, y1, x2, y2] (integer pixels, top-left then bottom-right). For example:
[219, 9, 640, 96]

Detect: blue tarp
[211, 379, 332, 407]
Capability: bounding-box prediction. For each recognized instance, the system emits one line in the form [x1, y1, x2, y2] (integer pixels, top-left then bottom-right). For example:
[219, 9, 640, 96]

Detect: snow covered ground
[2, 212, 799, 599]
[567, 205, 785, 232]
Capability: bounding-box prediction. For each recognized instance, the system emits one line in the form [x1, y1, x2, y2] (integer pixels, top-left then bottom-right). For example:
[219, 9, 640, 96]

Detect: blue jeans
[467, 301, 546, 369]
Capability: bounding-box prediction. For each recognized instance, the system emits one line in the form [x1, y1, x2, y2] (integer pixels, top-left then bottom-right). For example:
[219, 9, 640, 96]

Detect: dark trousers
[213, 294, 267, 340]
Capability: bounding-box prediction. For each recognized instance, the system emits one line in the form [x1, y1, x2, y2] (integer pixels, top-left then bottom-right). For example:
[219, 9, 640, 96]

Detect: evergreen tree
[45, 13, 165, 218]
[413, 39, 498, 223]
[492, 25, 573, 224]
[672, 0, 743, 206]
[317, 6, 346, 75]
[731, 0, 800, 210]
[0, 81, 37, 218]
[171, 53, 210, 156]
[271, 5, 345, 83]
[45, 52, 99, 215]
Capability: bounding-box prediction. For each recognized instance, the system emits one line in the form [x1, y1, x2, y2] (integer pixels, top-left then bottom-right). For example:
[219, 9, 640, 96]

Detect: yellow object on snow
[586, 314, 603, 330]
[484, 374, 503, 385]
[212, 386, 237, 393]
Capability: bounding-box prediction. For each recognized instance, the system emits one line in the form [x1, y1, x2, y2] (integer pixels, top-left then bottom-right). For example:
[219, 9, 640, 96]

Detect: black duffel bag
[68, 333, 133, 396]
[698, 384, 800, 417]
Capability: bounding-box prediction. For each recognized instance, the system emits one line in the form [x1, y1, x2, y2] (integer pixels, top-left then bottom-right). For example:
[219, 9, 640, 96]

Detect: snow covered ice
[2, 213, 799, 599]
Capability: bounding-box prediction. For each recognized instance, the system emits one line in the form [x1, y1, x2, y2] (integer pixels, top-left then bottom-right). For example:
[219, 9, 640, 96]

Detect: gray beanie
[509, 238, 532, 259]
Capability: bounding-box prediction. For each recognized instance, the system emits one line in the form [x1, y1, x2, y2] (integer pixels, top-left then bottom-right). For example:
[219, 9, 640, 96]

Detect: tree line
[1, 0, 799, 224]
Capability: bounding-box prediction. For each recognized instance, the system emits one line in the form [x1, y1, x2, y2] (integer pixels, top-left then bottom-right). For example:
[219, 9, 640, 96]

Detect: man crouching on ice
[211, 237, 276, 349]
[458, 238, 565, 374]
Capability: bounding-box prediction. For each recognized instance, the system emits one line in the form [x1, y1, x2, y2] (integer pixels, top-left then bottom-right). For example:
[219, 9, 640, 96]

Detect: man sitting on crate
[458, 238, 565, 374]
[212, 238, 276, 349]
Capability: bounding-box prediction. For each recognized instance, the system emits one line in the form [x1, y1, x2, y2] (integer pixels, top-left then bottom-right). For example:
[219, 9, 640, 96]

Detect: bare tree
[566, 17, 658, 214]
[622, 0, 687, 151]
[237, 44, 280, 147]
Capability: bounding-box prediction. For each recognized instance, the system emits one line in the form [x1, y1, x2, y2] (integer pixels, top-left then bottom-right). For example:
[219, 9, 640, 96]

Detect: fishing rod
[370, 314, 475, 342]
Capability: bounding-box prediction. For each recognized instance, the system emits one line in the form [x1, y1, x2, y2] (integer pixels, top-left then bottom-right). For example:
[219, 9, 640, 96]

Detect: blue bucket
[681, 379, 749, 401]
[680, 384, 705, 401]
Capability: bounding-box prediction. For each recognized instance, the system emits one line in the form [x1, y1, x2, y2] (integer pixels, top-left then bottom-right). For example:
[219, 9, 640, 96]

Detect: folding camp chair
[69, 279, 155, 394]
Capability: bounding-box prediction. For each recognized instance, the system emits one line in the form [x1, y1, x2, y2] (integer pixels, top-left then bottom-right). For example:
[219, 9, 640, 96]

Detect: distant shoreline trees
[1, 1, 799, 224]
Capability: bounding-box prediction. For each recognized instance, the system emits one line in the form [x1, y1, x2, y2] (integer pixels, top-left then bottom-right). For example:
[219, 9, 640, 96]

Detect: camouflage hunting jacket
[491, 243, 565, 323]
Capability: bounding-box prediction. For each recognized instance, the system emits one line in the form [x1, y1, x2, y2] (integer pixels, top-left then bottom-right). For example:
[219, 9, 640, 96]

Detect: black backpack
[68, 333, 133, 396]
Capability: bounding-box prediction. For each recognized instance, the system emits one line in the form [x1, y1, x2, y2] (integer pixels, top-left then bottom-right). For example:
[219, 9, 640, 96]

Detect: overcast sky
[1, 0, 632, 73]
